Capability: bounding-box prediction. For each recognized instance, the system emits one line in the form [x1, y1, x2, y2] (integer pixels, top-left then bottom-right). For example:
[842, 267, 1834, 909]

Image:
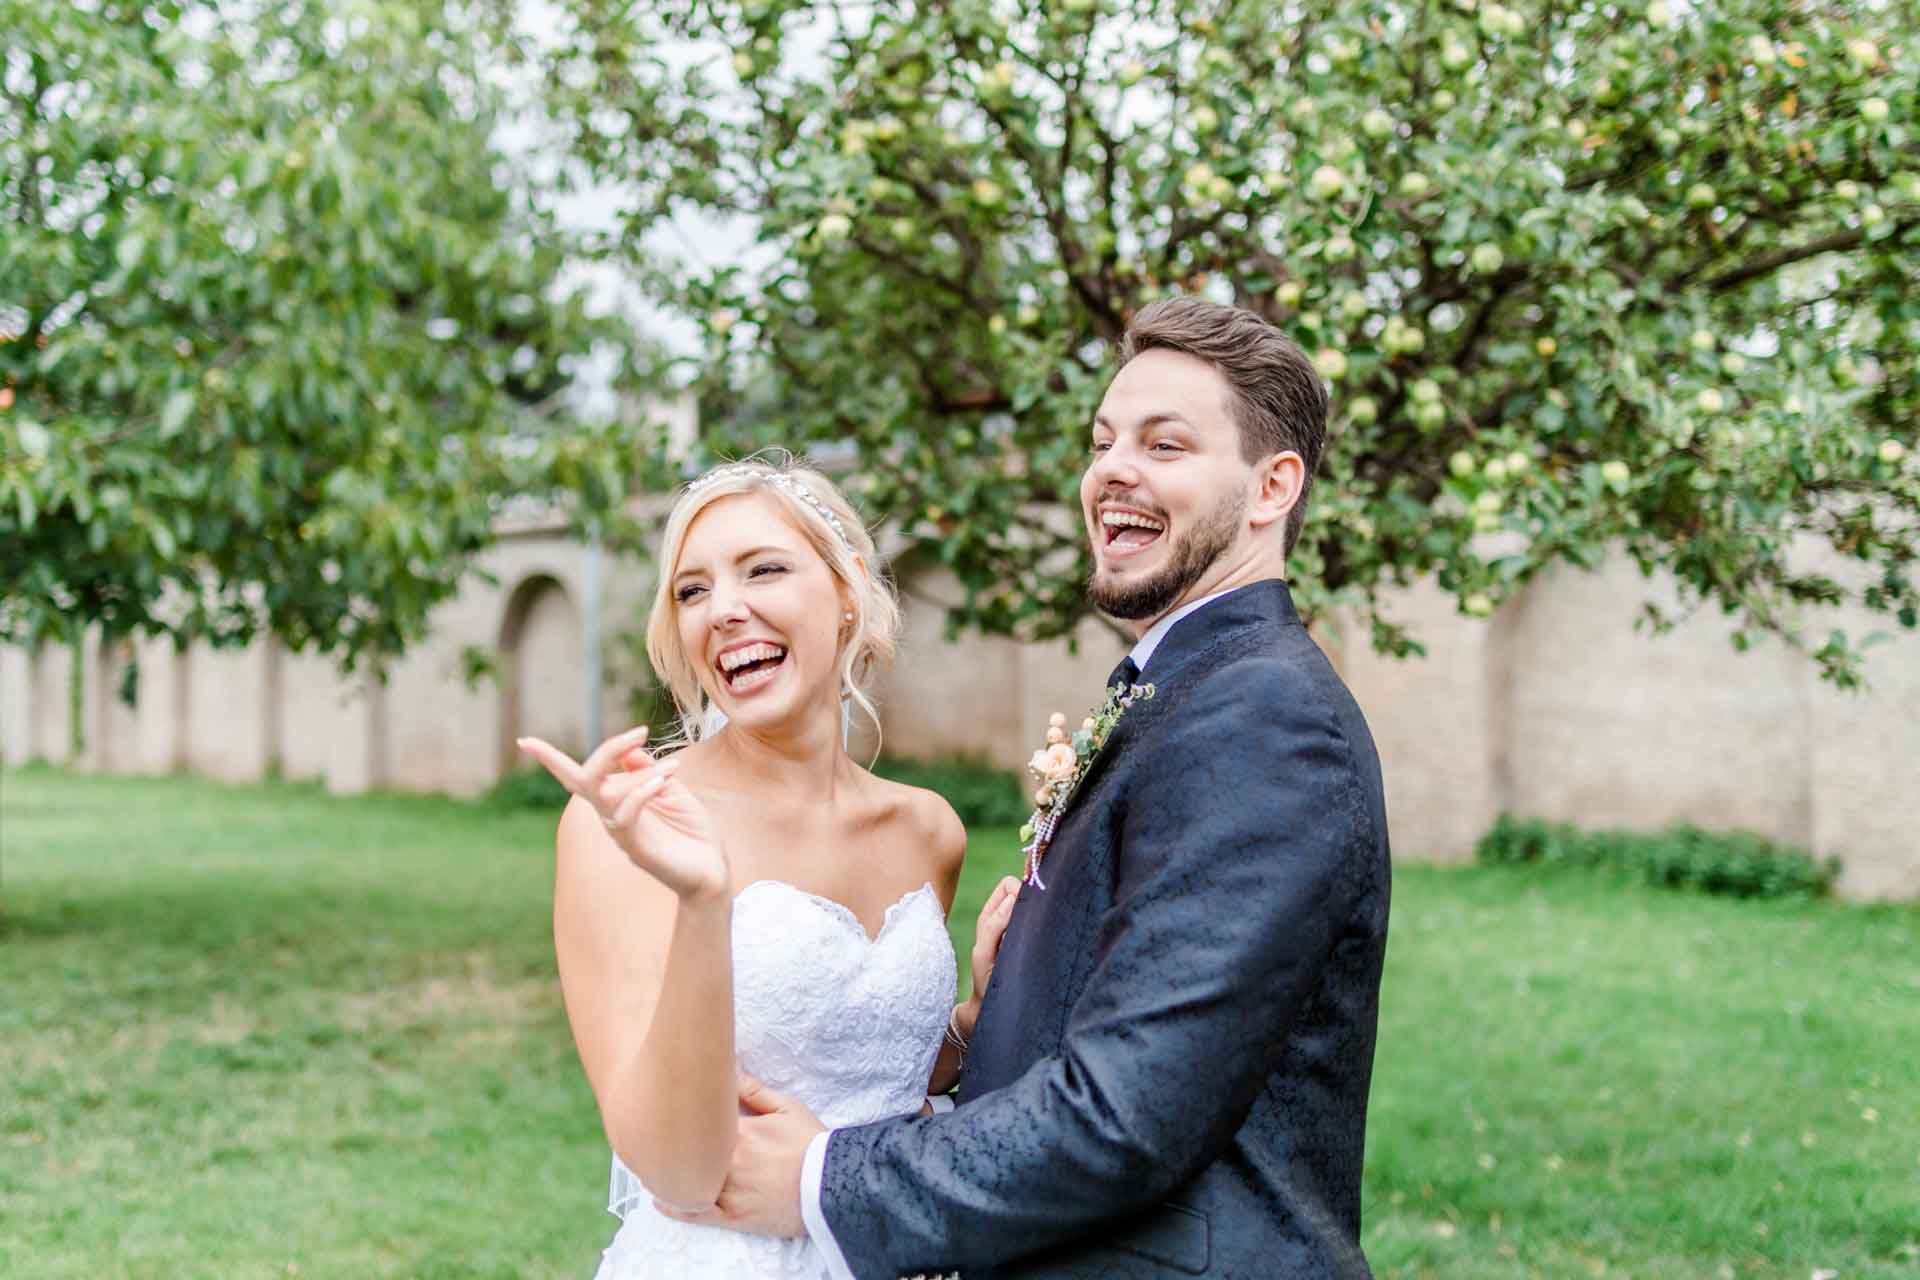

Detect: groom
[672, 297, 1391, 1278]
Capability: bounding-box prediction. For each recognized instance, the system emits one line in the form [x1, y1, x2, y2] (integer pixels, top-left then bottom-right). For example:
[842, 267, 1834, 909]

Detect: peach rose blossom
[1043, 742, 1079, 780]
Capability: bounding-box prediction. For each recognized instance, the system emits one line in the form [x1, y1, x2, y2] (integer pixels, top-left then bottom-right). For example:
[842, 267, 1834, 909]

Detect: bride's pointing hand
[519, 726, 729, 900]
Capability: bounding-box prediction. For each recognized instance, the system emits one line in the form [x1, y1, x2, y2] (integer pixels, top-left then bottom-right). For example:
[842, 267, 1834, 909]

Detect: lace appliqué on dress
[593, 879, 956, 1280]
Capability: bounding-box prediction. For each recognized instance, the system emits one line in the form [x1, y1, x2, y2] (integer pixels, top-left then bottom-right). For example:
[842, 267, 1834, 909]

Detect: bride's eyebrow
[670, 545, 792, 587]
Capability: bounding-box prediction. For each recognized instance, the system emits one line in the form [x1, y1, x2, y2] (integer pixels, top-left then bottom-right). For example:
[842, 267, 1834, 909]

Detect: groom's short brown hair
[1118, 297, 1329, 554]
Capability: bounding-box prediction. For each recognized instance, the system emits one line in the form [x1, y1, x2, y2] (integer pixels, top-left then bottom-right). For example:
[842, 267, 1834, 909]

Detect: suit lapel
[1044, 580, 1300, 836]
[1045, 696, 1146, 834]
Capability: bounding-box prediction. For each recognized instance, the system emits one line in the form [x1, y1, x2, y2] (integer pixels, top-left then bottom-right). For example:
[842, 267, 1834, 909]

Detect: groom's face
[1081, 348, 1253, 626]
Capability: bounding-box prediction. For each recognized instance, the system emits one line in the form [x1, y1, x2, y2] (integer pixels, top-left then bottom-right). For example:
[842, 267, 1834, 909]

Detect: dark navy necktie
[1107, 655, 1141, 692]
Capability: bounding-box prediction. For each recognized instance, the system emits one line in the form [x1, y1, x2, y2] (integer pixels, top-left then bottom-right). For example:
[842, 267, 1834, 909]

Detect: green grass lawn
[2, 767, 1914, 1278]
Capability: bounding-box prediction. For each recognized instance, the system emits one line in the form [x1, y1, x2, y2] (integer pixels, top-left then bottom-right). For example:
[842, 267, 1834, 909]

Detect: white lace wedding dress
[592, 878, 956, 1279]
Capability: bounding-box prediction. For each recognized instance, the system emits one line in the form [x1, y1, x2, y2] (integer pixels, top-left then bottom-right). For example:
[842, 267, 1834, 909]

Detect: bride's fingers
[606, 760, 680, 830]
[579, 725, 651, 786]
[978, 875, 1019, 925]
[515, 737, 586, 793]
[978, 911, 1011, 956]
[598, 756, 680, 804]
[981, 874, 1021, 918]
[601, 753, 673, 785]
[974, 886, 1017, 976]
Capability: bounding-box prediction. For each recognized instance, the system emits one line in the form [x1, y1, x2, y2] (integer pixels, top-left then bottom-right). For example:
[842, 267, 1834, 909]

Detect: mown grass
[1, 766, 1914, 1278]
[1360, 865, 1917, 1278]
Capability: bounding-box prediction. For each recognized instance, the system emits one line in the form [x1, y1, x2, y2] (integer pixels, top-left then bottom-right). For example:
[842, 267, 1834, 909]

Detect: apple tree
[0, 0, 662, 669]
[544, 0, 1918, 683]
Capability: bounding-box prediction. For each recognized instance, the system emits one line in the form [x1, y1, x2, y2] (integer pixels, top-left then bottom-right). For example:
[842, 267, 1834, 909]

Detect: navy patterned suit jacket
[821, 579, 1391, 1278]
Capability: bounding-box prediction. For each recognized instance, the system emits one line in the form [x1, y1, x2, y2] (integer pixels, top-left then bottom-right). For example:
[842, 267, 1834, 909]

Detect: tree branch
[1700, 218, 1920, 293]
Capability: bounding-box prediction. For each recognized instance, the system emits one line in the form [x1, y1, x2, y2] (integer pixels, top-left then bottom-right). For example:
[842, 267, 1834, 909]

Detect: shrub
[871, 755, 1029, 829]
[483, 767, 570, 812]
[1476, 815, 1838, 900]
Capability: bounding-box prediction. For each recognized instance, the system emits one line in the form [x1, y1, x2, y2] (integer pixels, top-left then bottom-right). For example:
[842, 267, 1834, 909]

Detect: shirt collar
[1126, 587, 1240, 676]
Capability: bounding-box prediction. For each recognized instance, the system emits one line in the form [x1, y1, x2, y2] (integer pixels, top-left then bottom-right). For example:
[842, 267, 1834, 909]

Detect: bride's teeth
[719, 643, 786, 679]
[718, 644, 783, 687]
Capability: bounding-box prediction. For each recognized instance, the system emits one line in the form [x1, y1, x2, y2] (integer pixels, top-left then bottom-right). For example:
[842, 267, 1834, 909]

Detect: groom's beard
[1087, 487, 1246, 621]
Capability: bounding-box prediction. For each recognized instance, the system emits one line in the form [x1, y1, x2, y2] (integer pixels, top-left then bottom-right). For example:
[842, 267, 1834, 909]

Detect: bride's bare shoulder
[859, 770, 967, 891]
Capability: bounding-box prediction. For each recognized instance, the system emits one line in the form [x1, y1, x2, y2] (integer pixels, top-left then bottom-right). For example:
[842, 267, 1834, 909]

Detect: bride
[517, 456, 1018, 1279]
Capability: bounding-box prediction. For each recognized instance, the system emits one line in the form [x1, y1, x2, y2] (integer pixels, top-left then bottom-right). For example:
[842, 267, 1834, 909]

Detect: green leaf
[0, 5, 649, 671]
[16, 421, 51, 458]
[160, 389, 195, 438]
[149, 517, 177, 560]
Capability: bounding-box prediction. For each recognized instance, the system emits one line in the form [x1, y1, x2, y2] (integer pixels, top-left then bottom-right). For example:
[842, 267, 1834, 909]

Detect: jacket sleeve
[817, 661, 1381, 1277]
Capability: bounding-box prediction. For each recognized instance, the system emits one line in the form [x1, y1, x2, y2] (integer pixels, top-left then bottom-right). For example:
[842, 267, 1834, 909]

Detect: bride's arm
[553, 793, 738, 1210]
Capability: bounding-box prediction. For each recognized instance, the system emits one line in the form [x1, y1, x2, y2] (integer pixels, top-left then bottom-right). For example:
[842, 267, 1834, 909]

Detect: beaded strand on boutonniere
[1017, 680, 1154, 889]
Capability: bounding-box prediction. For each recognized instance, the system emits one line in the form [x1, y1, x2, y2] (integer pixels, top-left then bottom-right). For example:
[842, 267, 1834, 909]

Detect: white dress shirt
[1123, 585, 1240, 675]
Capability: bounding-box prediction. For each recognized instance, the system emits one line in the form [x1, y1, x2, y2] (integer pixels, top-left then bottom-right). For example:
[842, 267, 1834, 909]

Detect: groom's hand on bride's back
[655, 1073, 822, 1238]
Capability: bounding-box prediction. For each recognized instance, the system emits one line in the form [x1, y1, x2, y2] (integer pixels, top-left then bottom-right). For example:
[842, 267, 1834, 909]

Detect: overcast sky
[491, 0, 840, 412]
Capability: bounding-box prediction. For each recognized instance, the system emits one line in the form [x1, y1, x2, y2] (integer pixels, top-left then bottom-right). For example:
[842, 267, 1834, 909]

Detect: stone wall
[871, 559, 1917, 902]
[5, 541, 1914, 900]
[0, 520, 646, 800]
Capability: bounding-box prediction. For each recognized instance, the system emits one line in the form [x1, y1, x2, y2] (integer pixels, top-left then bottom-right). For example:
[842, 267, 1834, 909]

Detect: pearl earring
[842, 611, 854, 622]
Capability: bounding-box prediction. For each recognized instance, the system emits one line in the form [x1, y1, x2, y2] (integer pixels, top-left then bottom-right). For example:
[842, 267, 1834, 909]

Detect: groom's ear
[1247, 451, 1306, 532]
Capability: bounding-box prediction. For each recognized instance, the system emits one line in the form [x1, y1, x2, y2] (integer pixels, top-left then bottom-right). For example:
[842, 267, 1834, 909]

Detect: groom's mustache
[1091, 490, 1171, 523]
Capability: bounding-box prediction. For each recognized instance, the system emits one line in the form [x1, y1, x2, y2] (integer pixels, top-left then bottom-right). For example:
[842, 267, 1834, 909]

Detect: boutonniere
[1018, 680, 1155, 889]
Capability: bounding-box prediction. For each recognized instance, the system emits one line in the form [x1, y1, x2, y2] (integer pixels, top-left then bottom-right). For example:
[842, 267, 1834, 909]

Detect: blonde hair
[644, 452, 901, 750]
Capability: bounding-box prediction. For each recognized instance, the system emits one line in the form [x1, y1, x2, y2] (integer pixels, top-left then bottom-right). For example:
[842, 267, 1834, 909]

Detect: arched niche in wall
[497, 574, 587, 774]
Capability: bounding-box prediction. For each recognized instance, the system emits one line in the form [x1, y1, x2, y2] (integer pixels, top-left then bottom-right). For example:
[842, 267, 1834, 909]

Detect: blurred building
[4, 512, 1915, 903]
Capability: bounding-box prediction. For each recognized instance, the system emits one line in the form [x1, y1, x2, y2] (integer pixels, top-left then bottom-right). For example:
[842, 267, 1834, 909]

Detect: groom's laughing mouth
[1098, 503, 1168, 559]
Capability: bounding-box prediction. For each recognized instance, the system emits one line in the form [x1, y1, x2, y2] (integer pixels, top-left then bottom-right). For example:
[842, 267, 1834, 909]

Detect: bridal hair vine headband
[685, 464, 853, 547]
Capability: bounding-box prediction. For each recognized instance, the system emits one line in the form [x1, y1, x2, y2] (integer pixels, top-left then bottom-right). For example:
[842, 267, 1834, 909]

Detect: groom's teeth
[1101, 510, 1166, 550]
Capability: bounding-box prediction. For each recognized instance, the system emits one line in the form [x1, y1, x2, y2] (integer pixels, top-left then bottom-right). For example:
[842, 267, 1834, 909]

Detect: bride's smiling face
[669, 492, 849, 728]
